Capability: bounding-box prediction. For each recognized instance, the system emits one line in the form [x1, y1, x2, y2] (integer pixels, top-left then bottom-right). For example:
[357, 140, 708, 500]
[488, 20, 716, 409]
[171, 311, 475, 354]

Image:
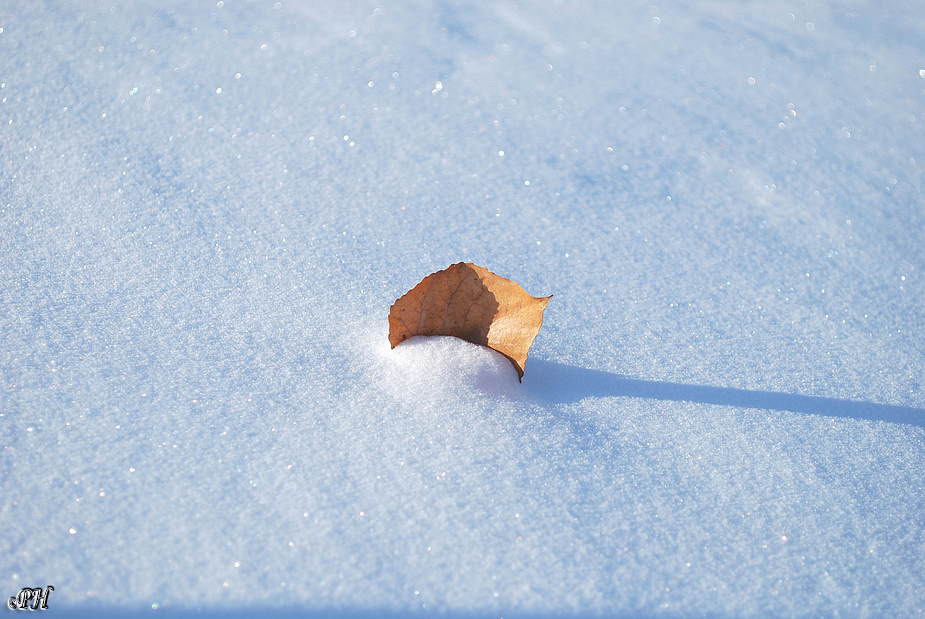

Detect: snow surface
[2, 0, 924, 616]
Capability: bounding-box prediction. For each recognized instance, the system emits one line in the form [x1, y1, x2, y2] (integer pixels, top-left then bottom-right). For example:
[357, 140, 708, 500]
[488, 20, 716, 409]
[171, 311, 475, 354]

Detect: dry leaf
[388, 262, 551, 381]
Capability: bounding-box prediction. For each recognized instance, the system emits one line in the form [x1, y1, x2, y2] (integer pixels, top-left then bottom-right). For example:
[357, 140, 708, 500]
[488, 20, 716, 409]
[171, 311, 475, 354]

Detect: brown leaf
[388, 263, 552, 381]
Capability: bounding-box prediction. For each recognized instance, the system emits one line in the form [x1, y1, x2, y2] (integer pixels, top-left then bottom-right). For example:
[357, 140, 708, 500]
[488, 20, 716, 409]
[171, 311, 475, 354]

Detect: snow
[2, 0, 924, 616]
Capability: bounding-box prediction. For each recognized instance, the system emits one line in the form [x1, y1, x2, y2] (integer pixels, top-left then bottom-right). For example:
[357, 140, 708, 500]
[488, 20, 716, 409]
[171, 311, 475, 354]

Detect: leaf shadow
[524, 359, 925, 427]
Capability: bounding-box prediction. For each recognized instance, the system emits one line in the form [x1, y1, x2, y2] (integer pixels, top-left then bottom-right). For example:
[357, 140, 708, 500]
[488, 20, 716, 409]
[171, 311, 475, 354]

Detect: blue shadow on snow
[524, 359, 925, 427]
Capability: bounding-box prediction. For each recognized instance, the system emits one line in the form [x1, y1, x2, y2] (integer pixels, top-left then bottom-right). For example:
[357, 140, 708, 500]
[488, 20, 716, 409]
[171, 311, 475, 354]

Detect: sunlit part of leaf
[388, 262, 552, 380]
